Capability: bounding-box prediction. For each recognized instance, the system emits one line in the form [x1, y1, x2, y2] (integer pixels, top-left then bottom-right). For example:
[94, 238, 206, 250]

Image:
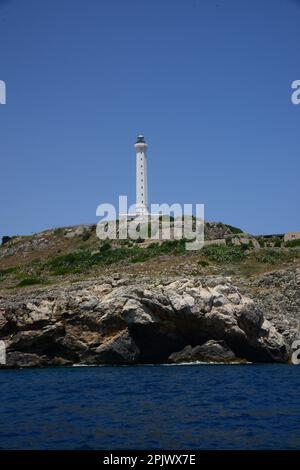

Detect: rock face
[168, 340, 238, 363]
[0, 276, 290, 368]
[240, 268, 300, 347]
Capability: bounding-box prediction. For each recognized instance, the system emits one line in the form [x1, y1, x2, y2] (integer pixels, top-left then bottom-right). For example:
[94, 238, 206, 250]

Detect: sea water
[0, 364, 299, 450]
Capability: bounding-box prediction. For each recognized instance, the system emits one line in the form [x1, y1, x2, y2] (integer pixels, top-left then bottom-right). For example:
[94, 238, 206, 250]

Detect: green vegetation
[225, 237, 233, 246]
[42, 241, 298, 277]
[202, 245, 246, 263]
[53, 227, 64, 237]
[81, 230, 91, 242]
[255, 236, 283, 248]
[44, 239, 187, 275]
[285, 239, 300, 248]
[1, 236, 13, 245]
[224, 224, 243, 234]
[257, 237, 266, 248]
[250, 249, 295, 264]
[0, 229, 299, 290]
[199, 244, 297, 265]
[197, 260, 209, 267]
[16, 277, 44, 287]
[273, 237, 282, 248]
[0, 266, 18, 276]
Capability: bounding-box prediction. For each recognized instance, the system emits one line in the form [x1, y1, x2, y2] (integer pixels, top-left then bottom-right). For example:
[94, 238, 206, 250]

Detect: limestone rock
[168, 340, 237, 363]
[4, 352, 49, 368]
[0, 276, 290, 367]
[94, 330, 140, 364]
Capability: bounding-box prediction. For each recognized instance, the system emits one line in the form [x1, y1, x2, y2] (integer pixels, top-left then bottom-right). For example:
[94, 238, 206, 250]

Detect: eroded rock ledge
[0, 276, 290, 368]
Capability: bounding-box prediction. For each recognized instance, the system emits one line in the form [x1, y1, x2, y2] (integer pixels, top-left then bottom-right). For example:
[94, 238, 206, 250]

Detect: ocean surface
[0, 364, 299, 450]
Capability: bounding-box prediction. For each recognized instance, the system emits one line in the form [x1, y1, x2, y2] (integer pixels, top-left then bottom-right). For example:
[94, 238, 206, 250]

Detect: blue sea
[0, 364, 299, 450]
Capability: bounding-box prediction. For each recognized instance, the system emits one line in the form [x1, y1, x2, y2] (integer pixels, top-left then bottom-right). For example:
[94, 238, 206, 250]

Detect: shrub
[160, 239, 186, 254]
[285, 239, 300, 248]
[274, 237, 282, 248]
[16, 277, 44, 287]
[240, 243, 250, 251]
[198, 260, 209, 267]
[100, 241, 112, 252]
[225, 224, 243, 234]
[1, 236, 12, 246]
[44, 239, 190, 275]
[251, 249, 294, 264]
[257, 237, 265, 248]
[202, 245, 246, 263]
[0, 267, 18, 276]
[81, 231, 91, 241]
[53, 228, 64, 237]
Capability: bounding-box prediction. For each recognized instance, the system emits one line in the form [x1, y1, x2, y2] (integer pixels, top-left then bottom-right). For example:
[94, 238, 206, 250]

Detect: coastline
[1, 270, 299, 369]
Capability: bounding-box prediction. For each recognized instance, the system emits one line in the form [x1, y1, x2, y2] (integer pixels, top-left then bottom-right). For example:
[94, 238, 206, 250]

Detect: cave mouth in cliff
[128, 324, 186, 363]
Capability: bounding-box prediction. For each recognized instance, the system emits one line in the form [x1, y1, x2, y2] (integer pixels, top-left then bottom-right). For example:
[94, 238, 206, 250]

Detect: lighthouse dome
[136, 135, 145, 144]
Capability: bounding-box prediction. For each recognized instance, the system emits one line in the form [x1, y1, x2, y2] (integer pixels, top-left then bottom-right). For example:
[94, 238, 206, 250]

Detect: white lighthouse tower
[135, 134, 149, 217]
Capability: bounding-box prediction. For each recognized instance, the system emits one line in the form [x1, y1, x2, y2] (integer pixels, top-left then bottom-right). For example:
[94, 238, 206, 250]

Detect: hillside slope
[0, 221, 298, 292]
[0, 221, 299, 367]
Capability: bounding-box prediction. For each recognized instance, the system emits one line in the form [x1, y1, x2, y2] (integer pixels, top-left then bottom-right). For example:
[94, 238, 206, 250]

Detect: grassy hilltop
[0, 221, 299, 292]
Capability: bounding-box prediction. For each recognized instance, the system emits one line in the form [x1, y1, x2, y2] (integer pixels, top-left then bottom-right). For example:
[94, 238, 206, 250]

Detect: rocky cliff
[0, 275, 290, 368]
[239, 268, 300, 347]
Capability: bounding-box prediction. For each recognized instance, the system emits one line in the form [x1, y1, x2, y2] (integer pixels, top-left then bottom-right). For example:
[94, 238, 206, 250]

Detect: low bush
[250, 249, 295, 264]
[53, 227, 64, 237]
[198, 260, 209, 267]
[1, 236, 12, 245]
[285, 239, 300, 248]
[16, 277, 44, 287]
[225, 224, 243, 234]
[81, 231, 91, 241]
[44, 239, 189, 275]
[202, 245, 246, 263]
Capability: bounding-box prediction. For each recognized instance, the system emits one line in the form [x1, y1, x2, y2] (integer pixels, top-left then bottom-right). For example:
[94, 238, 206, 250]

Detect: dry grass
[1, 229, 299, 295]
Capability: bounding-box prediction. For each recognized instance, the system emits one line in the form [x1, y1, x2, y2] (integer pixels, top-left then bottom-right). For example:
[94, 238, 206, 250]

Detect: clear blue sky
[0, 0, 299, 237]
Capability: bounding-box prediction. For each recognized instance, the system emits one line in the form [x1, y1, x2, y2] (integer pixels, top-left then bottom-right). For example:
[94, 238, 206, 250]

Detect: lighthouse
[135, 135, 149, 216]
